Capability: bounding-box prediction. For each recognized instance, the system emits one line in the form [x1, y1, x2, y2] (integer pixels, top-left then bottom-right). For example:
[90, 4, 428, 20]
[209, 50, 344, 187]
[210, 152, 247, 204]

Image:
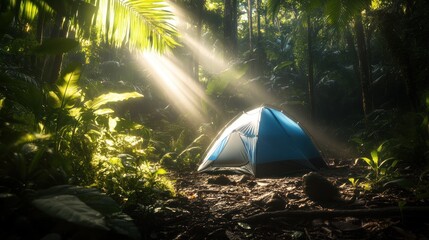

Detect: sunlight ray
[136, 1, 279, 124]
[139, 52, 217, 124]
[182, 35, 226, 74]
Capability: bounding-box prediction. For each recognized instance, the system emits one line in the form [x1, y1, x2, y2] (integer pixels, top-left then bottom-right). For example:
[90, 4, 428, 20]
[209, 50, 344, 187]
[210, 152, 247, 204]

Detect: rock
[208, 175, 233, 185]
[247, 181, 257, 188]
[253, 192, 287, 211]
[238, 175, 252, 183]
[164, 196, 189, 208]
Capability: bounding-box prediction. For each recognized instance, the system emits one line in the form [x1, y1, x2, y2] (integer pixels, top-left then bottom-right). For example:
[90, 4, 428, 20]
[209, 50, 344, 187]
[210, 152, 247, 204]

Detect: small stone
[208, 175, 233, 185]
[238, 175, 252, 183]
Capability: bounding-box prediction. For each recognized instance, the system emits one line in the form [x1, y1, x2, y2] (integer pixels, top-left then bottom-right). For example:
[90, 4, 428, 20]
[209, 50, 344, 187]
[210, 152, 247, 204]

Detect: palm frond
[267, 0, 284, 19]
[9, 0, 179, 53]
[95, 0, 179, 52]
[324, 0, 371, 27]
[8, 0, 54, 21]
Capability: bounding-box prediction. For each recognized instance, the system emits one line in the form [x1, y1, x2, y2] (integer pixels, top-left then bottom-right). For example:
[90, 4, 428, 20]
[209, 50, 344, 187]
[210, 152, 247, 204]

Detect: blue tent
[198, 106, 326, 177]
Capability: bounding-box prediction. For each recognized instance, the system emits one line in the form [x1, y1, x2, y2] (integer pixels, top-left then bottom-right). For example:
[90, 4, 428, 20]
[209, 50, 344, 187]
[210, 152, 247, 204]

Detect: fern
[84, 92, 143, 110]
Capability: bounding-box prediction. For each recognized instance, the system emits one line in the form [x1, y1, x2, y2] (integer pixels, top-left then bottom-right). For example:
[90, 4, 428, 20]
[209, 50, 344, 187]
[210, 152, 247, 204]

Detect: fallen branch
[241, 206, 429, 223]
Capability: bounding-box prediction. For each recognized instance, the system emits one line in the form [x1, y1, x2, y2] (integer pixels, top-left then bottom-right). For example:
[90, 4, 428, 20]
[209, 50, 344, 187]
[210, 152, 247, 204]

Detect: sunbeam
[137, 1, 277, 126]
[139, 52, 212, 124]
[182, 35, 226, 74]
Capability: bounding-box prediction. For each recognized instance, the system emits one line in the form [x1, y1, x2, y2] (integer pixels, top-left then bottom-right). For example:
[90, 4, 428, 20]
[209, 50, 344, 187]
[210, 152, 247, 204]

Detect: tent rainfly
[198, 106, 326, 177]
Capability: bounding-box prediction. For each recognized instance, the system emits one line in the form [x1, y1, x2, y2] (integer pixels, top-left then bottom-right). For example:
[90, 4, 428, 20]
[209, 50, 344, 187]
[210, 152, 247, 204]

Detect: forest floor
[136, 159, 429, 240]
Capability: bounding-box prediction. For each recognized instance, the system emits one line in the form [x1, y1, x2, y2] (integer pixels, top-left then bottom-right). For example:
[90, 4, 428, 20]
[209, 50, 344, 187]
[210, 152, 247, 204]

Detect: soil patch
[136, 160, 429, 239]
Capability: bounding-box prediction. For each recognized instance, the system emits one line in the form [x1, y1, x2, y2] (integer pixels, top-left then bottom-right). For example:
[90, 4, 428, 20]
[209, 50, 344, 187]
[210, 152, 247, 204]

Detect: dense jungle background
[1, 0, 429, 239]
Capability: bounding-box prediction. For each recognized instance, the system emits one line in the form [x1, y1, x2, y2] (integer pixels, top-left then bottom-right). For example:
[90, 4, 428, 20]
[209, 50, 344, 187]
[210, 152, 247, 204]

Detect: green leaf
[156, 168, 167, 175]
[14, 133, 51, 146]
[94, 0, 179, 52]
[33, 38, 79, 54]
[358, 157, 373, 167]
[383, 178, 414, 189]
[377, 141, 387, 152]
[32, 195, 109, 230]
[109, 117, 118, 132]
[370, 150, 379, 166]
[0, 97, 5, 110]
[108, 213, 141, 240]
[84, 92, 143, 109]
[379, 157, 396, 168]
[94, 108, 115, 115]
[35, 185, 121, 215]
[54, 64, 82, 108]
[273, 60, 293, 72]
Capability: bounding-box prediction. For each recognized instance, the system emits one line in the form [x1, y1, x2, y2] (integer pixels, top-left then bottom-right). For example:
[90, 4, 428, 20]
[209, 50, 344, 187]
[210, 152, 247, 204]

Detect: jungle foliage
[1, 0, 429, 239]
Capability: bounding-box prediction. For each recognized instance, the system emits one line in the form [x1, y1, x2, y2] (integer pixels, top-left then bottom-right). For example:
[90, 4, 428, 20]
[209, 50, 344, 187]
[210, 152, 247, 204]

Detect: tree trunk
[41, 14, 69, 84]
[223, 0, 237, 58]
[256, 0, 261, 41]
[232, 0, 238, 51]
[255, 0, 265, 74]
[345, 29, 360, 82]
[193, 0, 205, 82]
[247, 0, 253, 52]
[307, 15, 315, 121]
[354, 13, 372, 119]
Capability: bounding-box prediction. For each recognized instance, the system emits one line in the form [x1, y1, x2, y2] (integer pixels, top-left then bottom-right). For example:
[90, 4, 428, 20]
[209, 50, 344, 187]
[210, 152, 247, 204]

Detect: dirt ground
[137, 159, 429, 240]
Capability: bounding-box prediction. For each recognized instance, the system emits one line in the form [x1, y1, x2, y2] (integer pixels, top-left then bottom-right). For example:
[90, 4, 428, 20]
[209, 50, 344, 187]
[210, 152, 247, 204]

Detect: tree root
[241, 206, 429, 223]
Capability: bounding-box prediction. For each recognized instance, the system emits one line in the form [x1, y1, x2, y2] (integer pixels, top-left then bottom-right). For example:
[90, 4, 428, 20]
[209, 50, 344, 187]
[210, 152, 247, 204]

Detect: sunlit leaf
[348, 177, 359, 187]
[359, 182, 372, 191]
[84, 92, 143, 109]
[32, 195, 108, 230]
[370, 150, 378, 165]
[377, 141, 387, 152]
[69, 107, 82, 118]
[95, 0, 179, 52]
[94, 108, 115, 115]
[156, 168, 167, 175]
[109, 117, 119, 132]
[14, 133, 51, 146]
[48, 91, 61, 108]
[33, 38, 79, 55]
[0, 97, 4, 110]
[109, 157, 124, 167]
[55, 64, 82, 109]
[358, 157, 373, 167]
[370, 0, 382, 10]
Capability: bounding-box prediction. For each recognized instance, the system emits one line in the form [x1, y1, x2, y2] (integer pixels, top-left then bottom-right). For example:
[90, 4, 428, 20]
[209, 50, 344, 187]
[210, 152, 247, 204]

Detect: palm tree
[267, 0, 317, 121]
[322, 0, 373, 118]
[6, 0, 179, 83]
